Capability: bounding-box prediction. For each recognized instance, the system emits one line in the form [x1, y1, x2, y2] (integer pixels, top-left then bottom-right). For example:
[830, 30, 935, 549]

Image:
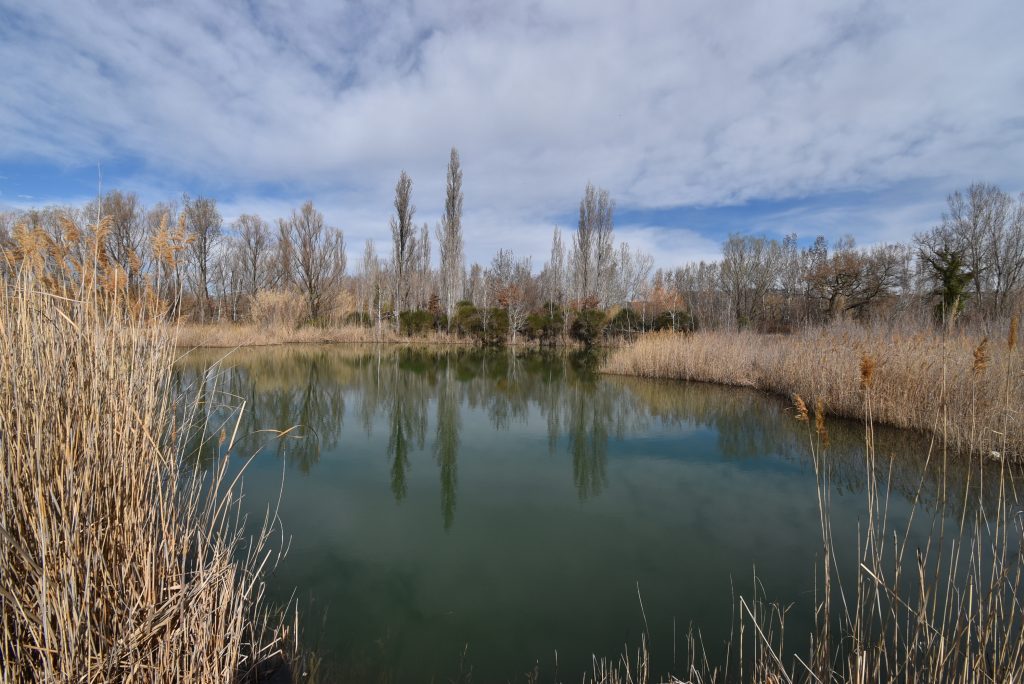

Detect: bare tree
[648, 268, 686, 328]
[182, 195, 222, 322]
[210, 242, 244, 321]
[466, 262, 484, 306]
[675, 260, 724, 329]
[91, 190, 146, 290]
[572, 183, 614, 305]
[945, 184, 999, 302]
[983, 191, 1024, 318]
[361, 239, 387, 335]
[777, 233, 803, 327]
[390, 171, 416, 323]
[542, 226, 566, 309]
[614, 242, 653, 307]
[803, 237, 903, 320]
[927, 184, 1024, 319]
[490, 249, 535, 343]
[720, 234, 780, 329]
[594, 198, 615, 306]
[571, 191, 594, 304]
[567, 240, 585, 306]
[436, 148, 465, 329]
[412, 222, 432, 311]
[274, 218, 295, 289]
[288, 201, 346, 322]
[233, 214, 272, 301]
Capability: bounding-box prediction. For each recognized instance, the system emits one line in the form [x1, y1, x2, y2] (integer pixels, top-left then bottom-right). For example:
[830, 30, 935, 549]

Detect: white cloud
[1, 0, 1022, 263]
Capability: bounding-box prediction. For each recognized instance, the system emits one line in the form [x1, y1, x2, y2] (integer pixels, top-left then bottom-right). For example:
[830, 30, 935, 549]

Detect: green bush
[525, 307, 564, 343]
[607, 307, 645, 337]
[452, 301, 478, 336]
[474, 308, 509, 346]
[449, 302, 508, 344]
[570, 308, 607, 347]
[399, 309, 434, 336]
[653, 310, 695, 332]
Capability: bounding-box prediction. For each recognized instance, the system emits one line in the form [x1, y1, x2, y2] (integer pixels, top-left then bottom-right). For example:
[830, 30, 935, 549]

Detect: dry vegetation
[603, 322, 1023, 459]
[171, 289, 471, 348]
[583, 323, 1024, 684]
[0, 271, 287, 678]
[174, 321, 470, 348]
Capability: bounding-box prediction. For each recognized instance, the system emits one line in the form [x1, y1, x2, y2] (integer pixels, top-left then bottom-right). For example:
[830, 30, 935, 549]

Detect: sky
[1, 0, 1022, 269]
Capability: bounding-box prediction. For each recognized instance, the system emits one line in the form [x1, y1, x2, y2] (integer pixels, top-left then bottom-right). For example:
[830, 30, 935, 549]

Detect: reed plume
[859, 353, 876, 389]
[972, 336, 990, 374]
[793, 394, 809, 422]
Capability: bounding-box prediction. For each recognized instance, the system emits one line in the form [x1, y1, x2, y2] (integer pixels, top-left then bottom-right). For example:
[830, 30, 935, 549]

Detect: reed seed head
[793, 394, 809, 422]
[972, 337, 990, 374]
[814, 398, 829, 448]
[859, 354, 876, 390]
[1010, 316, 1019, 351]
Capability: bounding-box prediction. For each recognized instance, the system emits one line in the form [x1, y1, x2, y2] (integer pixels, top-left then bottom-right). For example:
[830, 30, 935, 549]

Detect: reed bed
[602, 322, 1023, 459]
[583, 321, 1024, 684]
[701, 332, 1024, 683]
[0, 277, 286, 681]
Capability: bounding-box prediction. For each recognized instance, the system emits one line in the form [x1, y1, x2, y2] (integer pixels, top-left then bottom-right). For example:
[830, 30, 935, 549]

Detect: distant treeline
[2, 148, 1022, 344]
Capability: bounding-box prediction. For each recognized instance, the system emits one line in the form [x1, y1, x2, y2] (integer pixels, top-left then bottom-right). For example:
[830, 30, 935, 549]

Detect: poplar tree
[437, 148, 465, 330]
[390, 171, 415, 323]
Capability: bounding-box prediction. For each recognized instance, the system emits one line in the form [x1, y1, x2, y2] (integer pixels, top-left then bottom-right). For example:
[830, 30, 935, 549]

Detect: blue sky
[2, 0, 1022, 268]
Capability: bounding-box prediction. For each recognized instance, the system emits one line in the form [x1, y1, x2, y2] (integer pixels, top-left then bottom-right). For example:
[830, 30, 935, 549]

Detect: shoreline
[171, 322, 476, 349]
[170, 322, 591, 350]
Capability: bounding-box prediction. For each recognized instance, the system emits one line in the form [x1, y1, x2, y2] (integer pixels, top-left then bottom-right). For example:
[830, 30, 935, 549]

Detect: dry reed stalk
[0, 270, 285, 681]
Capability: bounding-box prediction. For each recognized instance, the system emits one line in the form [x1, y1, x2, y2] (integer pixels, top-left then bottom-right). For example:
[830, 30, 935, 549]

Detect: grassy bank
[602, 323, 1022, 459]
[0, 280, 286, 680]
[174, 321, 475, 348]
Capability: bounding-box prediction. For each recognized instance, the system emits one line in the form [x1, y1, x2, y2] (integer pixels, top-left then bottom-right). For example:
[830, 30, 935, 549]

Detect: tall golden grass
[580, 321, 1024, 684]
[602, 323, 1023, 458]
[0, 272, 286, 680]
[581, 327, 1019, 679]
[706, 325, 1024, 683]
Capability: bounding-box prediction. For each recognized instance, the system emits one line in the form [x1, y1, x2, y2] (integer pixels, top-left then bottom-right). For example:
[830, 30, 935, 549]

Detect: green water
[173, 345, 973, 682]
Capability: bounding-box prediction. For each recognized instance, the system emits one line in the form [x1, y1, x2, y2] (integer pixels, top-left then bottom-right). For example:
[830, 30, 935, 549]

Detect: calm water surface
[174, 345, 972, 682]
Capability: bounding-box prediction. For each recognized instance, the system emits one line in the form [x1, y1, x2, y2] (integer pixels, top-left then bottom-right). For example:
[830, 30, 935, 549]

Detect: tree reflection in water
[435, 354, 460, 529]
[174, 344, 999, 527]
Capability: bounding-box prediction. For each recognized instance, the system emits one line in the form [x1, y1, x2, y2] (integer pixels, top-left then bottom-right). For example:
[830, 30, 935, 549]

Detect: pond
[173, 345, 981, 683]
